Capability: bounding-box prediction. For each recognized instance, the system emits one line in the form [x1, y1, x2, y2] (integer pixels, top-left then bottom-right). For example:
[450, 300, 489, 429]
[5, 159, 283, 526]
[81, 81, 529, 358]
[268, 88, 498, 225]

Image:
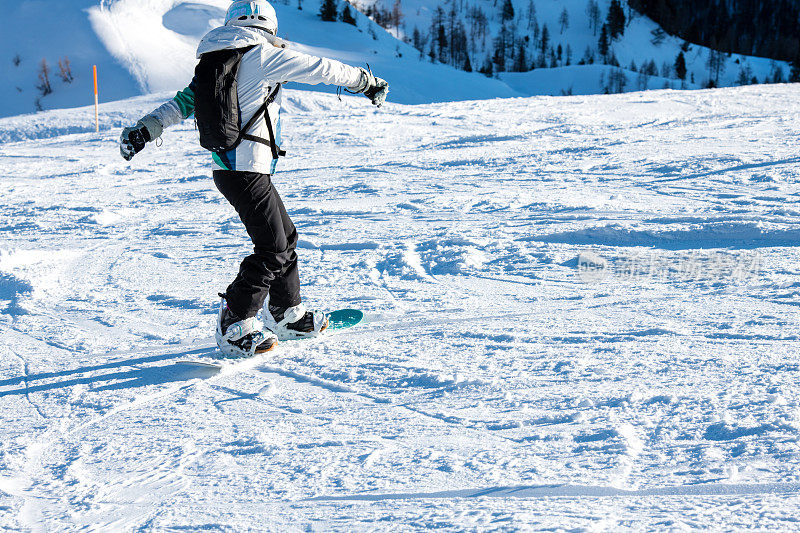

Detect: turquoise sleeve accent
[173, 85, 196, 119]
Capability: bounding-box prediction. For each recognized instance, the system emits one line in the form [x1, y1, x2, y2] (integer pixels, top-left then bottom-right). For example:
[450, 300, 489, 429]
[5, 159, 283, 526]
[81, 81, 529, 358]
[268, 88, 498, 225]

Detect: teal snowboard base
[326, 309, 364, 331]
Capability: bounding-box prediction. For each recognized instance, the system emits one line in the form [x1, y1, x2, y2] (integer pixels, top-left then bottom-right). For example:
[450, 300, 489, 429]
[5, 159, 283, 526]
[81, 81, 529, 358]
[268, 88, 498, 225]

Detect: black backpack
[194, 45, 285, 159]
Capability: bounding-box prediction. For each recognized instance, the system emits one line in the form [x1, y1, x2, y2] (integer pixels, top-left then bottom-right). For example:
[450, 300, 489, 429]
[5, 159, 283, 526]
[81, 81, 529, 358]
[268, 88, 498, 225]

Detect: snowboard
[176, 308, 364, 369]
[326, 308, 364, 331]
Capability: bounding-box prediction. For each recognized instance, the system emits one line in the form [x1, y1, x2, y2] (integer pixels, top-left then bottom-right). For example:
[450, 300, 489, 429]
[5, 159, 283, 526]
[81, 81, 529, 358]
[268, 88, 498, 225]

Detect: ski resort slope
[0, 0, 518, 118]
[2, 84, 800, 530]
[3, 0, 788, 119]
[89, 0, 520, 103]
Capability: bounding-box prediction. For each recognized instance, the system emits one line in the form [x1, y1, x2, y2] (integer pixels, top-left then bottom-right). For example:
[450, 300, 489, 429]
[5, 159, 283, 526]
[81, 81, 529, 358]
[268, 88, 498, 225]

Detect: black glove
[364, 77, 389, 107]
[119, 115, 162, 161]
[352, 68, 389, 108]
[120, 125, 150, 161]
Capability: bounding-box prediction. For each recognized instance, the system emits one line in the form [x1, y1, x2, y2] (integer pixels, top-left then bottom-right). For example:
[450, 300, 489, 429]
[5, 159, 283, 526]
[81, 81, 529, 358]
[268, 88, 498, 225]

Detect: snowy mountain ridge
[360, 0, 791, 94]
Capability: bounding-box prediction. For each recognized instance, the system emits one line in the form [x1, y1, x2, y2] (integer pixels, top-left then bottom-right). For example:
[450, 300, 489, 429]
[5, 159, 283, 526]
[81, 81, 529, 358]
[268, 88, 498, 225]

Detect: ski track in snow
[1, 85, 800, 530]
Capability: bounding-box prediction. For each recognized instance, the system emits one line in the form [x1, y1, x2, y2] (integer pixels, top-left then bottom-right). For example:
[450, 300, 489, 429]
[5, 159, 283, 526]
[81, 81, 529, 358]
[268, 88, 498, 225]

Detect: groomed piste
[1, 82, 800, 529]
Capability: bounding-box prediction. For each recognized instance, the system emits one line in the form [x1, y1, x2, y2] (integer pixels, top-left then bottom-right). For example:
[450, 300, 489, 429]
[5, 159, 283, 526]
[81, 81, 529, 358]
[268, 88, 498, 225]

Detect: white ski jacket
[147, 25, 364, 174]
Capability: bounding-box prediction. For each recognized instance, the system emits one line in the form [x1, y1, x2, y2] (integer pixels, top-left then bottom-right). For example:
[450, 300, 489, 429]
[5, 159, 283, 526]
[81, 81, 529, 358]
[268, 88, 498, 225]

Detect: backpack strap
[237, 83, 285, 159]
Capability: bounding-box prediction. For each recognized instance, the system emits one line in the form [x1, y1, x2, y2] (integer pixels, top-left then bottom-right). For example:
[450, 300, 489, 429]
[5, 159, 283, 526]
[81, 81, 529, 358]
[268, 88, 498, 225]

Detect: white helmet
[225, 0, 278, 35]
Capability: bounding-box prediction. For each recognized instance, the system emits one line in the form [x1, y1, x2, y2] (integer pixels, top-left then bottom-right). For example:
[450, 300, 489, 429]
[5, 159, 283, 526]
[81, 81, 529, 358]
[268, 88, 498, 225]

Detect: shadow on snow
[0, 346, 219, 397]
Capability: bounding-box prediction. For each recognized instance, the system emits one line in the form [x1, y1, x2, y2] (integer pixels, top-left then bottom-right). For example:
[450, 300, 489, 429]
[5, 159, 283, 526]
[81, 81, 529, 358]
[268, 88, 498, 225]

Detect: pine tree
[737, 64, 754, 85]
[609, 68, 627, 93]
[319, 0, 337, 22]
[606, 0, 625, 40]
[540, 24, 549, 55]
[791, 55, 800, 83]
[586, 0, 600, 35]
[432, 7, 447, 64]
[527, 0, 537, 30]
[438, 22, 448, 63]
[559, 8, 569, 34]
[493, 24, 507, 72]
[447, 4, 457, 65]
[581, 45, 594, 65]
[412, 26, 423, 51]
[674, 51, 687, 80]
[514, 41, 528, 72]
[771, 63, 785, 84]
[598, 24, 609, 60]
[506, 24, 517, 66]
[637, 67, 649, 90]
[480, 54, 494, 77]
[340, 3, 357, 25]
[706, 48, 726, 86]
[452, 20, 470, 69]
[501, 0, 515, 22]
[467, 6, 489, 48]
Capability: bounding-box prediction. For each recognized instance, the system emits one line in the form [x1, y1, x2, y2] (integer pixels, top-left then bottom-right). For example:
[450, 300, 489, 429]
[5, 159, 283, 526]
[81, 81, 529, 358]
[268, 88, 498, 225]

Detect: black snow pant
[213, 170, 301, 319]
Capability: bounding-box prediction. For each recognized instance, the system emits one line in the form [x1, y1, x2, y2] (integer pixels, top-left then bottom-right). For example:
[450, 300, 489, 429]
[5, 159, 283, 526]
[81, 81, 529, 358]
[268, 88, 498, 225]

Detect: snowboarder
[119, 0, 388, 357]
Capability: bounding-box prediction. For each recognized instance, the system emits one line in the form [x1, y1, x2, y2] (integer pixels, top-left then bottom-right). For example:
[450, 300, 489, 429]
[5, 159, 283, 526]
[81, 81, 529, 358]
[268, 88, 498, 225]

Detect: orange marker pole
[93, 65, 99, 133]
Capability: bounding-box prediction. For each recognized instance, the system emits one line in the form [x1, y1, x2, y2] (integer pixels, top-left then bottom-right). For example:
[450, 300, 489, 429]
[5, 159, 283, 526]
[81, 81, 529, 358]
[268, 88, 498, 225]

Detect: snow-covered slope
[3, 0, 791, 119]
[369, 0, 791, 95]
[2, 85, 800, 529]
[0, 0, 519, 118]
[90, 0, 521, 101]
[0, 1, 140, 118]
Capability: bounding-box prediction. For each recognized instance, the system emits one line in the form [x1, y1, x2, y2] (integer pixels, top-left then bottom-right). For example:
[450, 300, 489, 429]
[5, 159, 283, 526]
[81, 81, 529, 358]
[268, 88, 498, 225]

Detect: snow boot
[263, 302, 328, 339]
[215, 296, 278, 357]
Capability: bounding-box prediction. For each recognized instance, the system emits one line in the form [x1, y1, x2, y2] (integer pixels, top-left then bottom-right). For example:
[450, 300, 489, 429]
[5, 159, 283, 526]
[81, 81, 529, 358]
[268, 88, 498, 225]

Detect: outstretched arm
[119, 81, 197, 161]
[263, 48, 388, 107]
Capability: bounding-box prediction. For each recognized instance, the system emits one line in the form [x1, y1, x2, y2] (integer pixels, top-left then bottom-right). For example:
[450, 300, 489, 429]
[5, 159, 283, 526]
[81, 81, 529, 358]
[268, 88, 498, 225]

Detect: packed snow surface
[2, 84, 800, 530]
